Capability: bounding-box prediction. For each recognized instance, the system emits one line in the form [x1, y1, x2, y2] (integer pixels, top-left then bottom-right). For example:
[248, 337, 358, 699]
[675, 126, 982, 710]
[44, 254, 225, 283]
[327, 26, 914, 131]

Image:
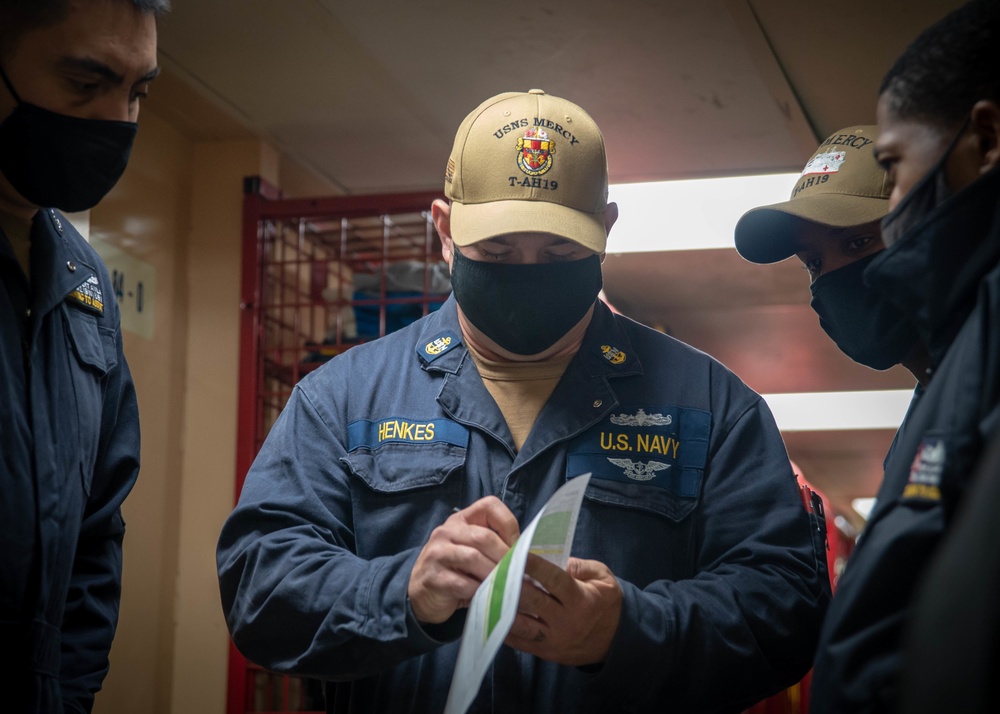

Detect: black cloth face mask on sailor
[880, 117, 970, 249]
[449, 248, 603, 356]
[809, 252, 920, 370]
[0, 66, 138, 212]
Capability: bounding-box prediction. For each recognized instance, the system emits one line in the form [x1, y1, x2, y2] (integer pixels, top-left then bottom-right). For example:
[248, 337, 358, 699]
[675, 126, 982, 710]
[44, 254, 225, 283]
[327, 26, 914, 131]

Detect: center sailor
[218, 89, 830, 714]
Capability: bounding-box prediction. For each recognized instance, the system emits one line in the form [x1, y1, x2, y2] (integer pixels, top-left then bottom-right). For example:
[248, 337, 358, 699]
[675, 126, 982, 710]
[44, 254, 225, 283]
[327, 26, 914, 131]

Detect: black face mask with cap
[879, 116, 970, 249]
[809, 251, 920, 371]
[0, 66, 138, 212]
[866, 116, 1000, 365]
[449, 248, 603, 356]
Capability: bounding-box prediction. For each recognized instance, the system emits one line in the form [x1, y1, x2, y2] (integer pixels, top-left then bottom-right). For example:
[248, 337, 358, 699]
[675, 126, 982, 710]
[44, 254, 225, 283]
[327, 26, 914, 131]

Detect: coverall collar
[30, 208, 99, 322]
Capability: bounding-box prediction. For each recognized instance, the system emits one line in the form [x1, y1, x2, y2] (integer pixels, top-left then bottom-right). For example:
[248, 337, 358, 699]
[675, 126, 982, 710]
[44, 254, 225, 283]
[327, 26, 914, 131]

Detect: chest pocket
[65, 306, 112, 376]
[566, 404, 711, 523]
[342, 418, 469, 557]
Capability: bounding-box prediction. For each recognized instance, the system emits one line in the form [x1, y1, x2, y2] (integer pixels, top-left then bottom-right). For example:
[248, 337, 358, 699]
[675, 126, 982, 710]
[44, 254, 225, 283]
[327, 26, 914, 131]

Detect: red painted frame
[228, 178, 443, 714]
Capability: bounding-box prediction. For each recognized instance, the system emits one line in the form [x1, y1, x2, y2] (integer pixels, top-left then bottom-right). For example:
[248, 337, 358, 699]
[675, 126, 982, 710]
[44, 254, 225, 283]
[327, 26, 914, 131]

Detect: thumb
[566, 557, 611, 581]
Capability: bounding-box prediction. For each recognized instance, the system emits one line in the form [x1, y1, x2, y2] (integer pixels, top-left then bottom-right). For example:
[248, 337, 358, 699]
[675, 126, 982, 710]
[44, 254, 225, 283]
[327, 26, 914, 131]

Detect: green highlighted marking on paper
[486, 548, 514, 640]
[446, 474, 591, 714]
[531, 512, 571, 548]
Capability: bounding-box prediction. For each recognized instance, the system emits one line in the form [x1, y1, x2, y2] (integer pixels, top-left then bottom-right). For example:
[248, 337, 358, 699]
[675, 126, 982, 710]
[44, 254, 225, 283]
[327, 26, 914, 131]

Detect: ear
[603, 201, 619, 234]
[599, 202, 619, 263]
[431, 199, 455, 268]
[970, 99, 1000, 174]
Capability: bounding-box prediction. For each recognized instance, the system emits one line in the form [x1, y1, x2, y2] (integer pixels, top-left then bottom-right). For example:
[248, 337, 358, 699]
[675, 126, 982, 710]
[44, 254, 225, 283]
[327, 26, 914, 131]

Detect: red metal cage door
[229, 178, 443, 714]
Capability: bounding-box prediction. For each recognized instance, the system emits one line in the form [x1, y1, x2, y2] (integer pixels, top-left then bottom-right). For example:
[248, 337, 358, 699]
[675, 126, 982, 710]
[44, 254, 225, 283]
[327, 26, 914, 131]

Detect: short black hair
[0, 0, 170, 58]
[879, 0, 1000, 129]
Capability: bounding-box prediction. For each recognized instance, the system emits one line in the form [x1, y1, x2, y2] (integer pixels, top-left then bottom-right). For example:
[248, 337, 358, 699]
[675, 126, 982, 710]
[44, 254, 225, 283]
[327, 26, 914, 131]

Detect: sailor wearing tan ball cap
[735, 125, 930, 381]
[219, 89, 830, 714]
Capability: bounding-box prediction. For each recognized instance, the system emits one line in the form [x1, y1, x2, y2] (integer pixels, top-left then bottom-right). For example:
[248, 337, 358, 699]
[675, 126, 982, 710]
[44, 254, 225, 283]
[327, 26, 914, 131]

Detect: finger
[408, 565, 482, 624]
[566, 557, 613, 582]
[523, 553, 574, 600]
[446, 520, 515, 565]
[432, 506, 515, 565]
[442, 542, 510, 582]
[507, 612, 549, 643]
[429, 568, 486, 602]
[517, 577, 560, 615]
[461, 496, 520, 547]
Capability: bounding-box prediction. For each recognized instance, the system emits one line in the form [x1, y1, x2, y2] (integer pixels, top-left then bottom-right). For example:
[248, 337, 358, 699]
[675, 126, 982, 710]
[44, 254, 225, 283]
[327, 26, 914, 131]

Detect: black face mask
[809, 252, 920, 370]
[881, 117, 969, 249]
[866, 161, 1000, 366]
[449, 248, 603, 356]
[0, 66, 137, 212]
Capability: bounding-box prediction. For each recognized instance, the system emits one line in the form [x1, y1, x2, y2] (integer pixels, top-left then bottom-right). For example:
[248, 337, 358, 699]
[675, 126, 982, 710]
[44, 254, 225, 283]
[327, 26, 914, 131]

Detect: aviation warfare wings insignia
[607, 458, 671, 482]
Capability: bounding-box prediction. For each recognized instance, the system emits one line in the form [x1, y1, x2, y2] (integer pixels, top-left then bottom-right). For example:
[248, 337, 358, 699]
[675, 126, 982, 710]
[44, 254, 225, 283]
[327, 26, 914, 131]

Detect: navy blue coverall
[219, 297, 829, 713]
[810, 165, 1000, 713]
[0, 209, 140, 713]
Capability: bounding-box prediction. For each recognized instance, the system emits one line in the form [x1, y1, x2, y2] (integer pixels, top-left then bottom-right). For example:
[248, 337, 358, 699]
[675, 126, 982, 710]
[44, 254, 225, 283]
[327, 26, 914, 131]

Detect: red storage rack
[229, 178, 444, 714]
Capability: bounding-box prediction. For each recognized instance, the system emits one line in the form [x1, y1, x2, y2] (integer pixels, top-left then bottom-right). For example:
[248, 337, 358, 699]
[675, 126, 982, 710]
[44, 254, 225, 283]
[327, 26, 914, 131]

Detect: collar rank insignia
[420, 330, 460, 362]
[516, 127, 555, 176]
[67, 274, 104, 316]
[48, 209, 64, 234]
[601, 344, 626, 365]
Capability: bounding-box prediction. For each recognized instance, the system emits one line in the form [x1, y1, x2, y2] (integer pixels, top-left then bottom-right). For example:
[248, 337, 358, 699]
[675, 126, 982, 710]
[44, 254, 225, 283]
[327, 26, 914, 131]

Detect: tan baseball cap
[734, 125, 891, 264]
[444, 89, 609, 252]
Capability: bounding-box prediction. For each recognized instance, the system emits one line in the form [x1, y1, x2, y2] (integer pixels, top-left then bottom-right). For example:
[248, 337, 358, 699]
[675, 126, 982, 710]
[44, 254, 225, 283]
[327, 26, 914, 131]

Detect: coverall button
[593, 400, 602, 408]
[67, 261, 76, 272]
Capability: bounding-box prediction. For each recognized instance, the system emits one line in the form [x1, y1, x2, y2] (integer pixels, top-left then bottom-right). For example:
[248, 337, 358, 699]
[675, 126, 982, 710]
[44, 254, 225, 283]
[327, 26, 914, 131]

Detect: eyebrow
[57, 57, 161, 85]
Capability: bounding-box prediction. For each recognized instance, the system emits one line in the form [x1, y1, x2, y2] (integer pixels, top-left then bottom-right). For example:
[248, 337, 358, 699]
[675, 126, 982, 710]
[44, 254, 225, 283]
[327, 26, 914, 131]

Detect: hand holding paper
[505, 554, 622, 666]
[408, 495, 520, 625]
[444, 474, 609, 714]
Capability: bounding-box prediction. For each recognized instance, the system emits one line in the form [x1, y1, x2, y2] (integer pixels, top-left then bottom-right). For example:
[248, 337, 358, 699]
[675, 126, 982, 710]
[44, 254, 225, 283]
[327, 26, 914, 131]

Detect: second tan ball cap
[444, 89, 609, 253]
[734, 125, 891, 264]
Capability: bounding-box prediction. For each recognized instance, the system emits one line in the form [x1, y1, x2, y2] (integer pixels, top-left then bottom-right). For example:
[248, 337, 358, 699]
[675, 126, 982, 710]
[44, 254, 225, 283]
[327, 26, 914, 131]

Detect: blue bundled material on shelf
[353, 290, 447, 339]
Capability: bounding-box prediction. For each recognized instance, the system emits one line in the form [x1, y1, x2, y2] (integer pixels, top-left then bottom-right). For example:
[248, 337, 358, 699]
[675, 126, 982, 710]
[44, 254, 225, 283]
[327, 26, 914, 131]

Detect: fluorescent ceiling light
[607, 173, 799, 253]
[761, 389, 913, 432]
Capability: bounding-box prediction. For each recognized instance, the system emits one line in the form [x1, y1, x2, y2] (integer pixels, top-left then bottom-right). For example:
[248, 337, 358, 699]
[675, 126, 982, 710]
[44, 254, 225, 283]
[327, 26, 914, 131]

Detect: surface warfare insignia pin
[67, 275, 104, 316]
[601, 344, 626, 365]
[903, 437, 945, 501]
[419, 330, 460, 363]
[607, 458, 670, 482]
[516, 127, 555, 176]
[610, 408, 672, 427]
